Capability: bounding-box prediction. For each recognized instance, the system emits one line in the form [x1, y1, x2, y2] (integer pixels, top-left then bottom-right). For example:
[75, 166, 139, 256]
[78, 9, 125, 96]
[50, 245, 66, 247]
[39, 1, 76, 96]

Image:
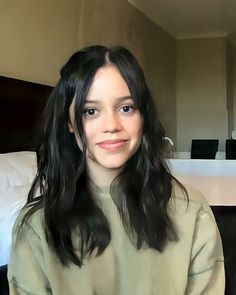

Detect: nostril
[103, 115, 122, 133]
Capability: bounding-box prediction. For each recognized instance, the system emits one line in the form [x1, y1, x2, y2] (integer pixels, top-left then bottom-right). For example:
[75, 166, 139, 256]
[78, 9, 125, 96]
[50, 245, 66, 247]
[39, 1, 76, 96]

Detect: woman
[8, 46, 225, 294]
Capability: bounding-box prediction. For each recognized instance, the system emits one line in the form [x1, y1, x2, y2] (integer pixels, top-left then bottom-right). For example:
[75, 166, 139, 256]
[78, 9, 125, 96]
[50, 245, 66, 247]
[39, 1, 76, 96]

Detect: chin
[97, 156, 130, 170]
[99, 161, 127, 170]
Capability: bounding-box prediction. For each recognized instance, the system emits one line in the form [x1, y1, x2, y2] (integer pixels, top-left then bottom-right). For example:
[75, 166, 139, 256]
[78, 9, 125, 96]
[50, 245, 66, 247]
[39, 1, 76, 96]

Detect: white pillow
[0, 151, 37, 266]
[0, 188, 30, 265]
[0, 151, 37, 191]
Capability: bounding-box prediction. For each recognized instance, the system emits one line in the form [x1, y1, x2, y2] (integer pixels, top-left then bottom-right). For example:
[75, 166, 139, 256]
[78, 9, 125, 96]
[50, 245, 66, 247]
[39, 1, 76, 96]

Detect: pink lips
[97, 139, 128, 151]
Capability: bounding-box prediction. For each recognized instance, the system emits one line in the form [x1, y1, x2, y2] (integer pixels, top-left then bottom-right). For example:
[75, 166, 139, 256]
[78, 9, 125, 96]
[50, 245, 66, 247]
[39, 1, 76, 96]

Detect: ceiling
[128, 0, 236, 40]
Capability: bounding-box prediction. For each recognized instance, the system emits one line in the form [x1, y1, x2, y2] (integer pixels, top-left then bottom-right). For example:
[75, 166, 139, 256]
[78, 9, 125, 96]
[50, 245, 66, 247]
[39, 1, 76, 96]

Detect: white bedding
[0, 151, 37, 266]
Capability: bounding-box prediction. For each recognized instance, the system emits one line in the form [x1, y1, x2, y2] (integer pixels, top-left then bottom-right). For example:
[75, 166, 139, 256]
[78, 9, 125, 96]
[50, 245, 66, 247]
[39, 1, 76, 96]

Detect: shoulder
[169, 181, 224, 255]
[170, 184, 225, 292]
[12, 204, 46, 244]
[169, 181, 218, 238]
[171, 180, 213, 216]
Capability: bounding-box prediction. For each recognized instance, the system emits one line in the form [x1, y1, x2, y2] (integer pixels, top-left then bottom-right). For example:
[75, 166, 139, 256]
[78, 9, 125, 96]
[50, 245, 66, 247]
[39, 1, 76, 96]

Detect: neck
[86, 158, 121, 188]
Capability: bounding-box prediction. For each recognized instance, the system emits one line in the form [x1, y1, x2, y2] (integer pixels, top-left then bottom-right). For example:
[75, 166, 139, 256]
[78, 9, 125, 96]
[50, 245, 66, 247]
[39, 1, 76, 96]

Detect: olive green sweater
[8, 185, 225, 294]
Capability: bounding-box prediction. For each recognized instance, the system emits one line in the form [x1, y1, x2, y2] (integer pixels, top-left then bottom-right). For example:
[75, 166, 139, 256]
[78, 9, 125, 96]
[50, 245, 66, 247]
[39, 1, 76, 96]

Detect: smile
[97, 139, 128, 151]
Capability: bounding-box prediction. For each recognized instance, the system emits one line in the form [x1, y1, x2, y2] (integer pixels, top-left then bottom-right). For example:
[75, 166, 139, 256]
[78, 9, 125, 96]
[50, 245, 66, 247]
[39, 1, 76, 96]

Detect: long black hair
[21, 45, 186, 266]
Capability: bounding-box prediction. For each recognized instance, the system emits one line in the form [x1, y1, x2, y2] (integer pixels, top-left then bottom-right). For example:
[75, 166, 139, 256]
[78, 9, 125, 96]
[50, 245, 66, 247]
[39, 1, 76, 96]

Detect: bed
[0, 76, 52, 266]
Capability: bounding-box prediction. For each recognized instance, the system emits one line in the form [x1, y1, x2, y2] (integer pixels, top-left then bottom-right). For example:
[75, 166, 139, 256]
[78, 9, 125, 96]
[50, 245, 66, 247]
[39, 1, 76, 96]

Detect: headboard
[0, 76, 53, 153]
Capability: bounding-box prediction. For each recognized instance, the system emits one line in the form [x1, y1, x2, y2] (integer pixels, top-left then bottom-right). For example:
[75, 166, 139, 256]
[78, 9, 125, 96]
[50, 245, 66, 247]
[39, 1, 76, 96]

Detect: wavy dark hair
[21, 45, 187, 267]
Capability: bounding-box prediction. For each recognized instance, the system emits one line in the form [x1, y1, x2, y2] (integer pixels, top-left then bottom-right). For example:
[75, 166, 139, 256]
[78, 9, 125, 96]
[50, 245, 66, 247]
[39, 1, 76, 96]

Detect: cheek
[83, 121, 97, 146]
[128, 115, 143, 139]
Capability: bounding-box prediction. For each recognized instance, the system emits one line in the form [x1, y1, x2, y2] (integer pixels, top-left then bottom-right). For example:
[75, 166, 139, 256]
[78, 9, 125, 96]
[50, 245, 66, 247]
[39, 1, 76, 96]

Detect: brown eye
[83, 108, 98, 117]
[123, 106, 130, 112]
[120, 105, 135, 113]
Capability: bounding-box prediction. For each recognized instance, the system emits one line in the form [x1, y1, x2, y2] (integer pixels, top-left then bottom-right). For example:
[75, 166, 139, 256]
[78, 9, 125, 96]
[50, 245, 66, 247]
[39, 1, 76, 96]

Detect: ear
[68, 120, 74, 133]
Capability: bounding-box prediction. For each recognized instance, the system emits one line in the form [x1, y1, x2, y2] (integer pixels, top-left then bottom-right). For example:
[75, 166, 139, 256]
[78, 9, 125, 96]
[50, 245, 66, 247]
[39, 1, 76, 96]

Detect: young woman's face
[72, 65, 143, 170]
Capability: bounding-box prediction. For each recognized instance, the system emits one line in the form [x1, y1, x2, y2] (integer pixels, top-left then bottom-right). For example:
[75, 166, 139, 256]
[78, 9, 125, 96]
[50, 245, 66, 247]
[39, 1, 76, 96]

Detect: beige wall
[0, 0, 177, 143]
[0, 0, 80, 86]
[2, 2, 236, 155]
[176, 38, 228, 152]
[226, 40, 236, 134]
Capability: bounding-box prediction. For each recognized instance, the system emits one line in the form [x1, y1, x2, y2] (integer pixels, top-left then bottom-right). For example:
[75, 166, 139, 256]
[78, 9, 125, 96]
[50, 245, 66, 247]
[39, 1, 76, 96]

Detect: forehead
[86, 65, 131, 101]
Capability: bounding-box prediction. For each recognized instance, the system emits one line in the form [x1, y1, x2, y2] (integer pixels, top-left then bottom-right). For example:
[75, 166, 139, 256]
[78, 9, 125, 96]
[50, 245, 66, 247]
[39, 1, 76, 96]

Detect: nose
[103, 112, 122, 133]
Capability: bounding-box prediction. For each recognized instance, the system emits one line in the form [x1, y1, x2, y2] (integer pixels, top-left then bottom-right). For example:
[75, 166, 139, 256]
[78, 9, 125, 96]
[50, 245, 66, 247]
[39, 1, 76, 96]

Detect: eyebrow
[85, 95, 133, 104]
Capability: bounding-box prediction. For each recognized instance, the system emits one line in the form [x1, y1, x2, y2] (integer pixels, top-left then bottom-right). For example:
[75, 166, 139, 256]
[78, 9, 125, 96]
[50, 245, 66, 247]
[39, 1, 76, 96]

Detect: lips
[97, 139, 128, 151]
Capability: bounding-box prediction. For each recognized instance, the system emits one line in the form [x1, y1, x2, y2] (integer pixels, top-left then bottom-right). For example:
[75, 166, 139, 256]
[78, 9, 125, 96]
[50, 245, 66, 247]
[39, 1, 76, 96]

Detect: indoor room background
[1, 0, 236, 154]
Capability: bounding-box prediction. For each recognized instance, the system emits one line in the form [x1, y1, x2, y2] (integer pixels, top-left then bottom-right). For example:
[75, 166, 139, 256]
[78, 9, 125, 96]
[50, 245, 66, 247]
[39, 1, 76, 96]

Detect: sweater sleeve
[186, 208, 225, 294]
[7, 221, 51, 295]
